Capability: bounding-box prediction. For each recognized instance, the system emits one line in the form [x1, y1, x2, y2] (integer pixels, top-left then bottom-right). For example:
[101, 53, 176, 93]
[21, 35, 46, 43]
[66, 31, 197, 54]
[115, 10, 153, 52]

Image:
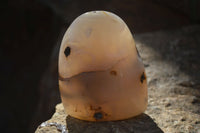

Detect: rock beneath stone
[35, 25, 200, 133]
[35, 104, 163, 133]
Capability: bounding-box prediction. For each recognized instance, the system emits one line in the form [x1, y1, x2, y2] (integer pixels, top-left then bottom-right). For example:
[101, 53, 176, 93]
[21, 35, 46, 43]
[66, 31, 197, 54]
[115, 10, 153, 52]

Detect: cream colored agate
[58, 11, 147, 121]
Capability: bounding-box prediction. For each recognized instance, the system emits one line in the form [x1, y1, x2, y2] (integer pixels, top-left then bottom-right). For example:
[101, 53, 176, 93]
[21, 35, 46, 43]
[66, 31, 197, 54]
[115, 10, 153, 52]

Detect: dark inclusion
[140, 72, 146, 83]
[64, 47, 71, 57]
[94, 112, 103, 120]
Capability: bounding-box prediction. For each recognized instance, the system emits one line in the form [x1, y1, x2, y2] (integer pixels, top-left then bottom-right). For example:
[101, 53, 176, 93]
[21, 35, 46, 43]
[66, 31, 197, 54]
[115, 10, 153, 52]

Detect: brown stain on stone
[90, 105, 101, 111]
[110, 70, 117, 76]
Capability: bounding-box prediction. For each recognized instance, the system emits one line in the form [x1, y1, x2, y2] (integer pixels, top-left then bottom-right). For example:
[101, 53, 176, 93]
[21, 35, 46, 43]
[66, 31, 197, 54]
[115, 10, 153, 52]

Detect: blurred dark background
[1, 0, 200, 133]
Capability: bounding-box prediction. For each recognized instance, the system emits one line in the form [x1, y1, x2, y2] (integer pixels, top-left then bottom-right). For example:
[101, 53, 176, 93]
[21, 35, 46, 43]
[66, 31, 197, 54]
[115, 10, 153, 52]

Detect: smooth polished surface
[58, 11, 147, 121]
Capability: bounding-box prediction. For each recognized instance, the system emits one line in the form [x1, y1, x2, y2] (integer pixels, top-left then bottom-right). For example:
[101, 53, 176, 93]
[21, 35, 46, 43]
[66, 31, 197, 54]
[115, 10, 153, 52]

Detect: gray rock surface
[36, 104, 163, 133]
[35, 25, 200, 133]
[136, 25, 200, 133]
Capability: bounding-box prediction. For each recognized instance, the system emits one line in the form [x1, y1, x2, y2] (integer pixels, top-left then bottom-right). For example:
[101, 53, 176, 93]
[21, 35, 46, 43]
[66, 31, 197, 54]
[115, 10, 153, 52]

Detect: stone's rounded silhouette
[58, 11, 147, 121]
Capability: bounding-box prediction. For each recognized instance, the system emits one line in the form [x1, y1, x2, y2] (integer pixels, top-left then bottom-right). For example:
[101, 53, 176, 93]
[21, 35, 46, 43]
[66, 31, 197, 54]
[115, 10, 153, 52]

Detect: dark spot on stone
[140, 72, 146, 83]
[94, 112, 103, 120]
[110, 70, 117, 76]
[64, 47, 71, 57]
[195, 121, 200, 124]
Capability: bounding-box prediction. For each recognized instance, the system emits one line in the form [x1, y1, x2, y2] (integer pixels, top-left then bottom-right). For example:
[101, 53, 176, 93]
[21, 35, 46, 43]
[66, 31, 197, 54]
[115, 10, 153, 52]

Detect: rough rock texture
[36, 104, 163, 133]
[36, 25, 200, 133]
[136, 25, 200, 133]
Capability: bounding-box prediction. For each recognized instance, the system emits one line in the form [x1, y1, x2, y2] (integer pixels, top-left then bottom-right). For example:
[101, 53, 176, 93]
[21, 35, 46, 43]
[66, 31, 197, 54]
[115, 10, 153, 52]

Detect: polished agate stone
[58, 11, 147, 121]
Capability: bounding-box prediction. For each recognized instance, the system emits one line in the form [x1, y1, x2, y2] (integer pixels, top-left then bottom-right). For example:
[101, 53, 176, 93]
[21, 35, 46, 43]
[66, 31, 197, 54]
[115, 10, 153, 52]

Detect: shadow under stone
[66, 113, 163, 133]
